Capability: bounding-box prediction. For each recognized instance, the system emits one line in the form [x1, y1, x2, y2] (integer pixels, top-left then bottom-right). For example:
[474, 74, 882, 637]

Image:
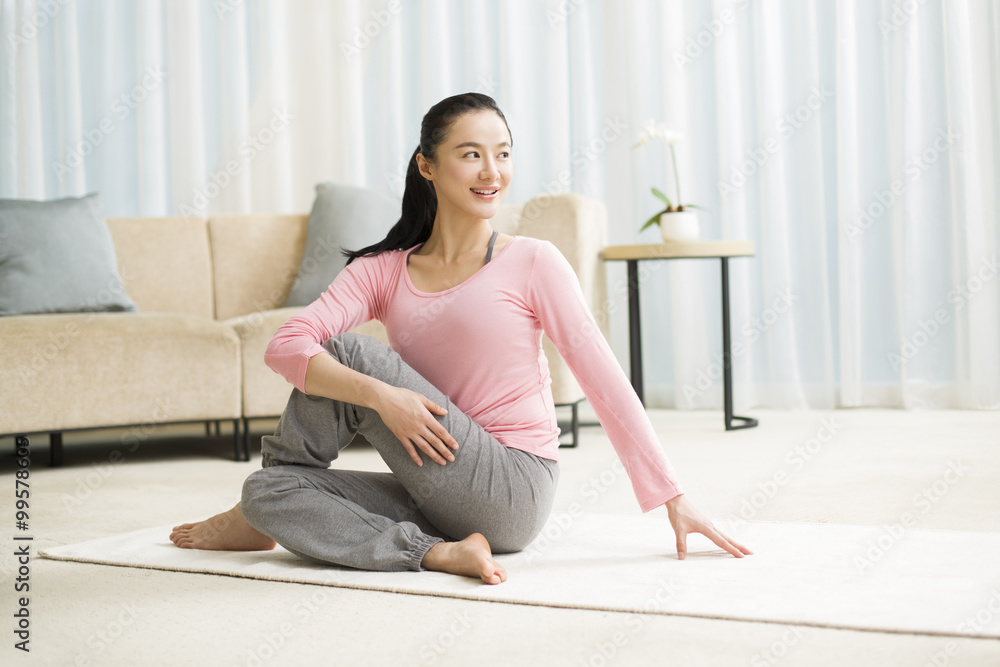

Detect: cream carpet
[40, 511, 1000, 640]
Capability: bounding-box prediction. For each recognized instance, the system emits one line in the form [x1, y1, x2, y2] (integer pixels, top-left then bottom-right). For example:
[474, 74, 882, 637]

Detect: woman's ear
[415, 153, 434, 181]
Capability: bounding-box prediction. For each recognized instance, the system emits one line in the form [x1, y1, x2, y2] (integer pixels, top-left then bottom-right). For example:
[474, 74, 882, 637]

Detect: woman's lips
[471, 187, 499, 200]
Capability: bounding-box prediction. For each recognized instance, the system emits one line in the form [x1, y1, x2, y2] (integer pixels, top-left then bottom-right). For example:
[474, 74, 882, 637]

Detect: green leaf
[650, 187, 673, 208]
[639, 211, 663, 233]
[683, 204, 708, 211]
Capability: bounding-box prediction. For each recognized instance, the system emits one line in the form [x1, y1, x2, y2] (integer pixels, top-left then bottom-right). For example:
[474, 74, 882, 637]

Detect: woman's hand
[375, 386, 459, 466]
[665, 494, 753, 560]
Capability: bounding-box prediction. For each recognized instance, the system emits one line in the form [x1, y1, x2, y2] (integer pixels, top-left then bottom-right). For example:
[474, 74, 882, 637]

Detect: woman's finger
[424, 427, 456, 462]
[727, 535, 754, 556]
[709, 525, 753, 555]
[429, 420, 459, 450]
[400, 438, 423, 467]
[675, 531, 688, 560]
[703, 525, 746, 558]
[413, 434, 449, 465]
[422, 396, 448, 415]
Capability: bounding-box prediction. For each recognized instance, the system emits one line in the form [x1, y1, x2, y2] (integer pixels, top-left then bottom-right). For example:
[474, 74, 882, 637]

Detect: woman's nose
[480, 159, 499, 180]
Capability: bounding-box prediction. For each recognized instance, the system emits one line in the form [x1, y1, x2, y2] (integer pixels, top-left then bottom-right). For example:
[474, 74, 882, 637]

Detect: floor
[2, 407, 999, 666]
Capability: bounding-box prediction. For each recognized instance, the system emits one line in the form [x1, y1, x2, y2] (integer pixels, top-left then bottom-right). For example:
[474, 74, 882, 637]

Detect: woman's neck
[418, 208, 494, 264]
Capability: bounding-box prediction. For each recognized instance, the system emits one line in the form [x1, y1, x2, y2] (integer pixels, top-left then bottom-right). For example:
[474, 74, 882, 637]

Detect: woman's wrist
[664, 493, 685, 510]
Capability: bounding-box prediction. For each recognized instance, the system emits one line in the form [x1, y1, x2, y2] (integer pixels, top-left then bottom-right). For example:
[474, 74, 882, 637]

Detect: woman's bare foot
[421, 533, 507, 585]
[169, 502, 277, 551]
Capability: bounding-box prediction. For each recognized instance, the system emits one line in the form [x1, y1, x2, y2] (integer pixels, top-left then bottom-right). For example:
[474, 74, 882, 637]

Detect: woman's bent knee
[241, 467, 295, 525]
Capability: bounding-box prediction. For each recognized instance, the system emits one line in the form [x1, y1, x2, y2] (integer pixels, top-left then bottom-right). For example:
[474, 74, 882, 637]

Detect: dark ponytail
[343, 92, 512, 265]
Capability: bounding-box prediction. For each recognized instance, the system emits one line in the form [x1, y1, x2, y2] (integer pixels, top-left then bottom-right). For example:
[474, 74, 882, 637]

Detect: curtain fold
[1, 0, 996, 411]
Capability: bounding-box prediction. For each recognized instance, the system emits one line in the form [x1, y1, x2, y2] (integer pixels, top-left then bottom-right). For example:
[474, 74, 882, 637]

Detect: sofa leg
[49, 432, 64, 467]
[232, 419, 245, 461]
[242, 418, 253, 461]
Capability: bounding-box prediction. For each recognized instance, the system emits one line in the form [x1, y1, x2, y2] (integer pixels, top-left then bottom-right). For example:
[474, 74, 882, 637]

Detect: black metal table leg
[721, 257, 758, 430]
[49, 432, 64, 467]
[627, 259, 644, 405]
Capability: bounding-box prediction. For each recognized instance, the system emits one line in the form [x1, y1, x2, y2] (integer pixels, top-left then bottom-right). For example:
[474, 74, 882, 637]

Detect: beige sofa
[0, 193, 608, 463]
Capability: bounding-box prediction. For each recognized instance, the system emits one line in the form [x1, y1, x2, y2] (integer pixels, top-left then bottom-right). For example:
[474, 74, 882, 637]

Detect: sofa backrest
[207, 208, 525, 322]
[105, 193, 608, 335]
[105, 217, 215, 318]
[208, 214, 309, 321]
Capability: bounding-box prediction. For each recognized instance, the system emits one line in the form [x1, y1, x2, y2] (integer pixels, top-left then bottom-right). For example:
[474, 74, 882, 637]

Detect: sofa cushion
[0, 193, 138, 316]
[227, 307, 389, 419]
[208, 214, 309, 321]
[105, 216, 216, 318]
[282, 183, 399, 308]
[0, 313, 241, 434]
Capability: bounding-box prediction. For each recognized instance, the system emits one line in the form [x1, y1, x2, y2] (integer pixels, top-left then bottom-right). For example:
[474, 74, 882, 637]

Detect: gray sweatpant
[240, 333, 560, 572]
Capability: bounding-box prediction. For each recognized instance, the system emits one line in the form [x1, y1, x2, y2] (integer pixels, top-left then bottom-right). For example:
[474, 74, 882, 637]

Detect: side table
[602, 241, 758, 431]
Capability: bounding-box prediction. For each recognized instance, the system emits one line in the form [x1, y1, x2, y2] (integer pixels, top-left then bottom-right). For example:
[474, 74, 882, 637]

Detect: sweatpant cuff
[409, 534, 446, 572]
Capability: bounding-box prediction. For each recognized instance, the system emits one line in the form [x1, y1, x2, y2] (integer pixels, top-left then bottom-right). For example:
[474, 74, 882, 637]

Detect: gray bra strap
[408, 230, 498, 266]
[485, 229, 498, 264]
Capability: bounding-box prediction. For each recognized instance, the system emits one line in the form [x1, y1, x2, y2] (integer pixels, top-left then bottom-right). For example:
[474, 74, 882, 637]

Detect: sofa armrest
[517, 193, 609, 340]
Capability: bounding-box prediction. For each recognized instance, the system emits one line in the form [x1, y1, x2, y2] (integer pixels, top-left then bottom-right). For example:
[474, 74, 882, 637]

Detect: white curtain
[1, 0, 997, 411]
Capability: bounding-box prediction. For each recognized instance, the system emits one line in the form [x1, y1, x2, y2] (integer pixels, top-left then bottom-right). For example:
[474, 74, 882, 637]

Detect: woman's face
[419, 110, 513, 221]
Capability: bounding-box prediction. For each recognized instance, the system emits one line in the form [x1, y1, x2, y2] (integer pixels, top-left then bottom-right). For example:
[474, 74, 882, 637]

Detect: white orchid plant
[633, 119, 704, 232]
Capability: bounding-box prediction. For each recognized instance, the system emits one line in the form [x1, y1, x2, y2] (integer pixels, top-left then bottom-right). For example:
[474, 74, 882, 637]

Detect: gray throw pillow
[0, 193, 138, 316]
[283, 182, 400, 307]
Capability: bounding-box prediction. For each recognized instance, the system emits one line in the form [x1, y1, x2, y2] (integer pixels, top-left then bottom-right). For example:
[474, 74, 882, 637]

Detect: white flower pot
[659, 211, 699, 242]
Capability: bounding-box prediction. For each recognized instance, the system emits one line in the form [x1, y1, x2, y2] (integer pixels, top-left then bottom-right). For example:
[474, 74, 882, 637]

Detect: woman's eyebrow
[453, 141, 512, 150]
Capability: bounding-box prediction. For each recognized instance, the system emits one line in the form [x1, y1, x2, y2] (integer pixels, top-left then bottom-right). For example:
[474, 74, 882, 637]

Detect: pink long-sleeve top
[264, 235, 683, 512]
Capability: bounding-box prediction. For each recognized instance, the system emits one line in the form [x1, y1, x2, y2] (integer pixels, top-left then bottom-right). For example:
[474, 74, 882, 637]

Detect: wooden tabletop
[602, 240, 755, 260]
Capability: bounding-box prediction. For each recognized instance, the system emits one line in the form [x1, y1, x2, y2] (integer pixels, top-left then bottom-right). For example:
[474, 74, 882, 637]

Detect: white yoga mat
[40, 513, 1000, 639]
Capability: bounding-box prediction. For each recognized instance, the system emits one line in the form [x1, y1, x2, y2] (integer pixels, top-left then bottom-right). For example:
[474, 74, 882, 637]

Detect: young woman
[169, 92, 751, 585]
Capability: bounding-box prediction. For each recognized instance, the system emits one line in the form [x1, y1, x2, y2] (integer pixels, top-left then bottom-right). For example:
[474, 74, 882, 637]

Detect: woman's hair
[343, 92, 512, 265]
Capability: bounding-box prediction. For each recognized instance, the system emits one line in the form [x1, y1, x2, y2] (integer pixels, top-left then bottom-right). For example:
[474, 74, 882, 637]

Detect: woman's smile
[470, 186, 500, 200]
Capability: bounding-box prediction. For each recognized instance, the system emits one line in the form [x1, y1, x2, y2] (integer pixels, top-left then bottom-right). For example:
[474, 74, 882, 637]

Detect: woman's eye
[464, 151, 479, 158]
[499, 151, 510, 159]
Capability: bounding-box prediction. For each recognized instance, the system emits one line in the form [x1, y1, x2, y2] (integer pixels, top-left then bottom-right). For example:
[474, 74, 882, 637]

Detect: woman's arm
[526, 240, 751, 559]
[267, 255, 458, 467]
[524, 241, 682, 510]
[303, 352, 459, 467]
